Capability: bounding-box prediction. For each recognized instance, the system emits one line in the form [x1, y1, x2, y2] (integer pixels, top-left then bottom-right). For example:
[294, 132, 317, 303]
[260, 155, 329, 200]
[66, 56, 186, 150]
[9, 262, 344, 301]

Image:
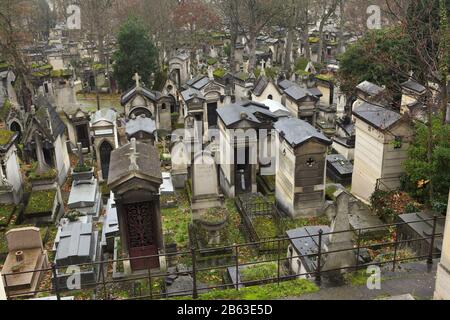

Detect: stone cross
[74, 143, 84, 166]
[133, 73, 141, 88]
[71, 142, 89, 166]
[127, 138, 140, 171]
[34, 132, 51, 175]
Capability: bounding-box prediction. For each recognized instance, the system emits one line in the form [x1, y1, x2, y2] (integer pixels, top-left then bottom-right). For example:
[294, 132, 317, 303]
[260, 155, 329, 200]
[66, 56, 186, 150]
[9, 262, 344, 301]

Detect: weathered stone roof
[353, 102, 402, 131]
[107, 139, 162, 188]
[356, 80, 385, 97]
[120, 85, 160, 105]
[217, 101, 277, 127]
[401, 79, 426, 94]
[274, 117, 332, 148]
[126, 116, 156, 136]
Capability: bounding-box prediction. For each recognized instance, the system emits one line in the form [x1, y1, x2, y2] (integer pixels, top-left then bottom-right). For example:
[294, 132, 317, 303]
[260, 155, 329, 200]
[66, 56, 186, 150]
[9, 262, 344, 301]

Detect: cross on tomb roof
[133, 72, 141, 88]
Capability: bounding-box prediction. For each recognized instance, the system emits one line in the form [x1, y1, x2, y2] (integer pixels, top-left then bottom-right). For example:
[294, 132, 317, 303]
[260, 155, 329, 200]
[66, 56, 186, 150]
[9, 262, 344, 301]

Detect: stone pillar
[434, 191, 450, 300]
[34, 132, 51, 175]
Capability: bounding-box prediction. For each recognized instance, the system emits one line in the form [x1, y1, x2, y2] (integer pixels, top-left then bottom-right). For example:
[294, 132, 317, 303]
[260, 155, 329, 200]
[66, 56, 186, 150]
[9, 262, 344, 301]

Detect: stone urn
[71, 166, 94, 181]
[197, 208, 228, 245]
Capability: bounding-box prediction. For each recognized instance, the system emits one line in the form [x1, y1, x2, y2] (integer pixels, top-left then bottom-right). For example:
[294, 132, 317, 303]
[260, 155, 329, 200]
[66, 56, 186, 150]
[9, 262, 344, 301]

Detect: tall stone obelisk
[434, 190, 450, 300]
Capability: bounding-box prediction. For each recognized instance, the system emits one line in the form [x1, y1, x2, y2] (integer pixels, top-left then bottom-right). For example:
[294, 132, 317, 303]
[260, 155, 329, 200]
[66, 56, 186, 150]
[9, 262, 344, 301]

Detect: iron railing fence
[2, 215, 445, 300]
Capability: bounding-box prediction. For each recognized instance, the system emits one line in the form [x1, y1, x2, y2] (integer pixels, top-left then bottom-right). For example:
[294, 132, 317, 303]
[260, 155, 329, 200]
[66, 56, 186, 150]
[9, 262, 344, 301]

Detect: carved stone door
[124, 202, 160, 271]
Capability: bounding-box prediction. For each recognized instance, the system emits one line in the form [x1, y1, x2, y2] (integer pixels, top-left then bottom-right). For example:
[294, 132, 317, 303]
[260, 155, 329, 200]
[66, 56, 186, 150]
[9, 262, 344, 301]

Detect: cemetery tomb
[0, 130, 23, 205]
[326, 154, 353, 185]
[108, 139, 164, 272]
[217, 101, 278, 198]
[286, 226, 331, 279]
[0, 227, 49, 297]
[171, 141, 190, 189]
[54, 218, 99, 289]
[66, 109, 91, 150]
[351, 102, 412, 203]
[274, 117, 332, 218]
[22, 97, 70, 186]
[397, 211, 445, 257]
[90, 108, 118, 182]
[101, 193, 119, 254]
[67, 178, 102, 220]
[126, 115, 156, 144]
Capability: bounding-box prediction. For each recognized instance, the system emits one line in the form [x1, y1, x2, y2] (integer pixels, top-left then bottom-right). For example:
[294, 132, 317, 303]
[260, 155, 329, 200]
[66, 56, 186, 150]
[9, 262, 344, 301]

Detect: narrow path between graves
[288, 261, 438, 300]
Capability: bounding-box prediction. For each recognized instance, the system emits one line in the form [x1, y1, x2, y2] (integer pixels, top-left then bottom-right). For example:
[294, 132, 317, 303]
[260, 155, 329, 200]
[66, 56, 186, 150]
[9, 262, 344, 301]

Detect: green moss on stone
[25, 190, 56, 215]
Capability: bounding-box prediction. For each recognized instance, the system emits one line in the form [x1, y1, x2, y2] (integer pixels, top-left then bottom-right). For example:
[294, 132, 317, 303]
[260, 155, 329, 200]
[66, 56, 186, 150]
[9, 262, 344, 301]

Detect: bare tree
[313, 0, 340, 63]
[235, 0, 283, 74]
[0, 0, 33, 111]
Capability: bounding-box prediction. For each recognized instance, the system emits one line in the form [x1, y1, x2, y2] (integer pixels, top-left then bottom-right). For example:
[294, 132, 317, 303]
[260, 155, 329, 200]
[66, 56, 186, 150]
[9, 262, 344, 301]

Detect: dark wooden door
[100, 141, 113, 180]
[124, 202, 160, 271]
[76, 124, 90, 149]
[235, 146, 251, 195]
[207, 102, 218, 127]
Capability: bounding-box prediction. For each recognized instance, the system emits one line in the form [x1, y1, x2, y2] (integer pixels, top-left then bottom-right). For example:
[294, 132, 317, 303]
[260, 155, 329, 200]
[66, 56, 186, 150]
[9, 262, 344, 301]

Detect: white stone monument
[0, 273, 6, 300]
[191, 152, 222, 213]
[434, 191, 450, 300]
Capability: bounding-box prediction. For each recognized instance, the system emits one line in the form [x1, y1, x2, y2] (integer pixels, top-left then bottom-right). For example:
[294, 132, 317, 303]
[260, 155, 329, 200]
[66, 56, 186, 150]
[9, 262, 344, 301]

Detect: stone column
[434, 191, 450, 300]
[34, 132, 51, 175]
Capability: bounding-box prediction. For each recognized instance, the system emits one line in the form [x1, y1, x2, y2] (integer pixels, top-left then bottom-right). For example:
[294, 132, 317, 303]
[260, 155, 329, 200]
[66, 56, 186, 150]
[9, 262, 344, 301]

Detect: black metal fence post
[427, 215, 438, 266]
[51, 263, 61, 301]
[100, 261, 107, 299]
[355, 229, 362, 271]
[277, 238, 281, 285]
[235, 244, 239, 290]
[315, 230, 323, 286]
[392, 228, 399, 272]
[191, 247, 198, 299]
[147, 266, 153, 300]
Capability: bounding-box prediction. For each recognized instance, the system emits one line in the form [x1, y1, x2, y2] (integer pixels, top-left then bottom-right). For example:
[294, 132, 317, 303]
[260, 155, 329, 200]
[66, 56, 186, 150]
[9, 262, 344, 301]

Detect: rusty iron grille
[125, 202, 155, 248]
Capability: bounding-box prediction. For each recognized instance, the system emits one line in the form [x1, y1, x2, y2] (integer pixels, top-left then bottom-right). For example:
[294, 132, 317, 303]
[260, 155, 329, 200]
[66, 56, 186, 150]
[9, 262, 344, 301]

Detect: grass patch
[240, 262, 278, 283]
[0, 129, 14, 145]
[195, 279, 318, 300]
[161, 191, 191, 248]
[252, 216, 278, 239]
[0, 231, 7, 255]
[28, 163, 58, 182]
[0, 100, 12, 122]
[25, 190, 56, 215]
[0, 204, 15, 226]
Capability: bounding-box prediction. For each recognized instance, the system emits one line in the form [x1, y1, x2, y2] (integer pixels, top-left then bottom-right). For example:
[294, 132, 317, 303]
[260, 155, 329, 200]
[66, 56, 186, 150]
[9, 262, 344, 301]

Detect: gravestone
[171, 141, 190, 189]
[0, 227, 49, 297]
[24, 132, 64, 225]
[191, 151, 222, 213]
[101, 193, 119, 253]
[53, 218, 99, 289]
[322, 190, 357, 277]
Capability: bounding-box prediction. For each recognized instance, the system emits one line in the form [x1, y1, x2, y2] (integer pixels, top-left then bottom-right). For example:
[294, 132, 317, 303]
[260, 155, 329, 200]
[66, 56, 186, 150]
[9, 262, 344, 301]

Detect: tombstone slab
[191, 152, 222, 214]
